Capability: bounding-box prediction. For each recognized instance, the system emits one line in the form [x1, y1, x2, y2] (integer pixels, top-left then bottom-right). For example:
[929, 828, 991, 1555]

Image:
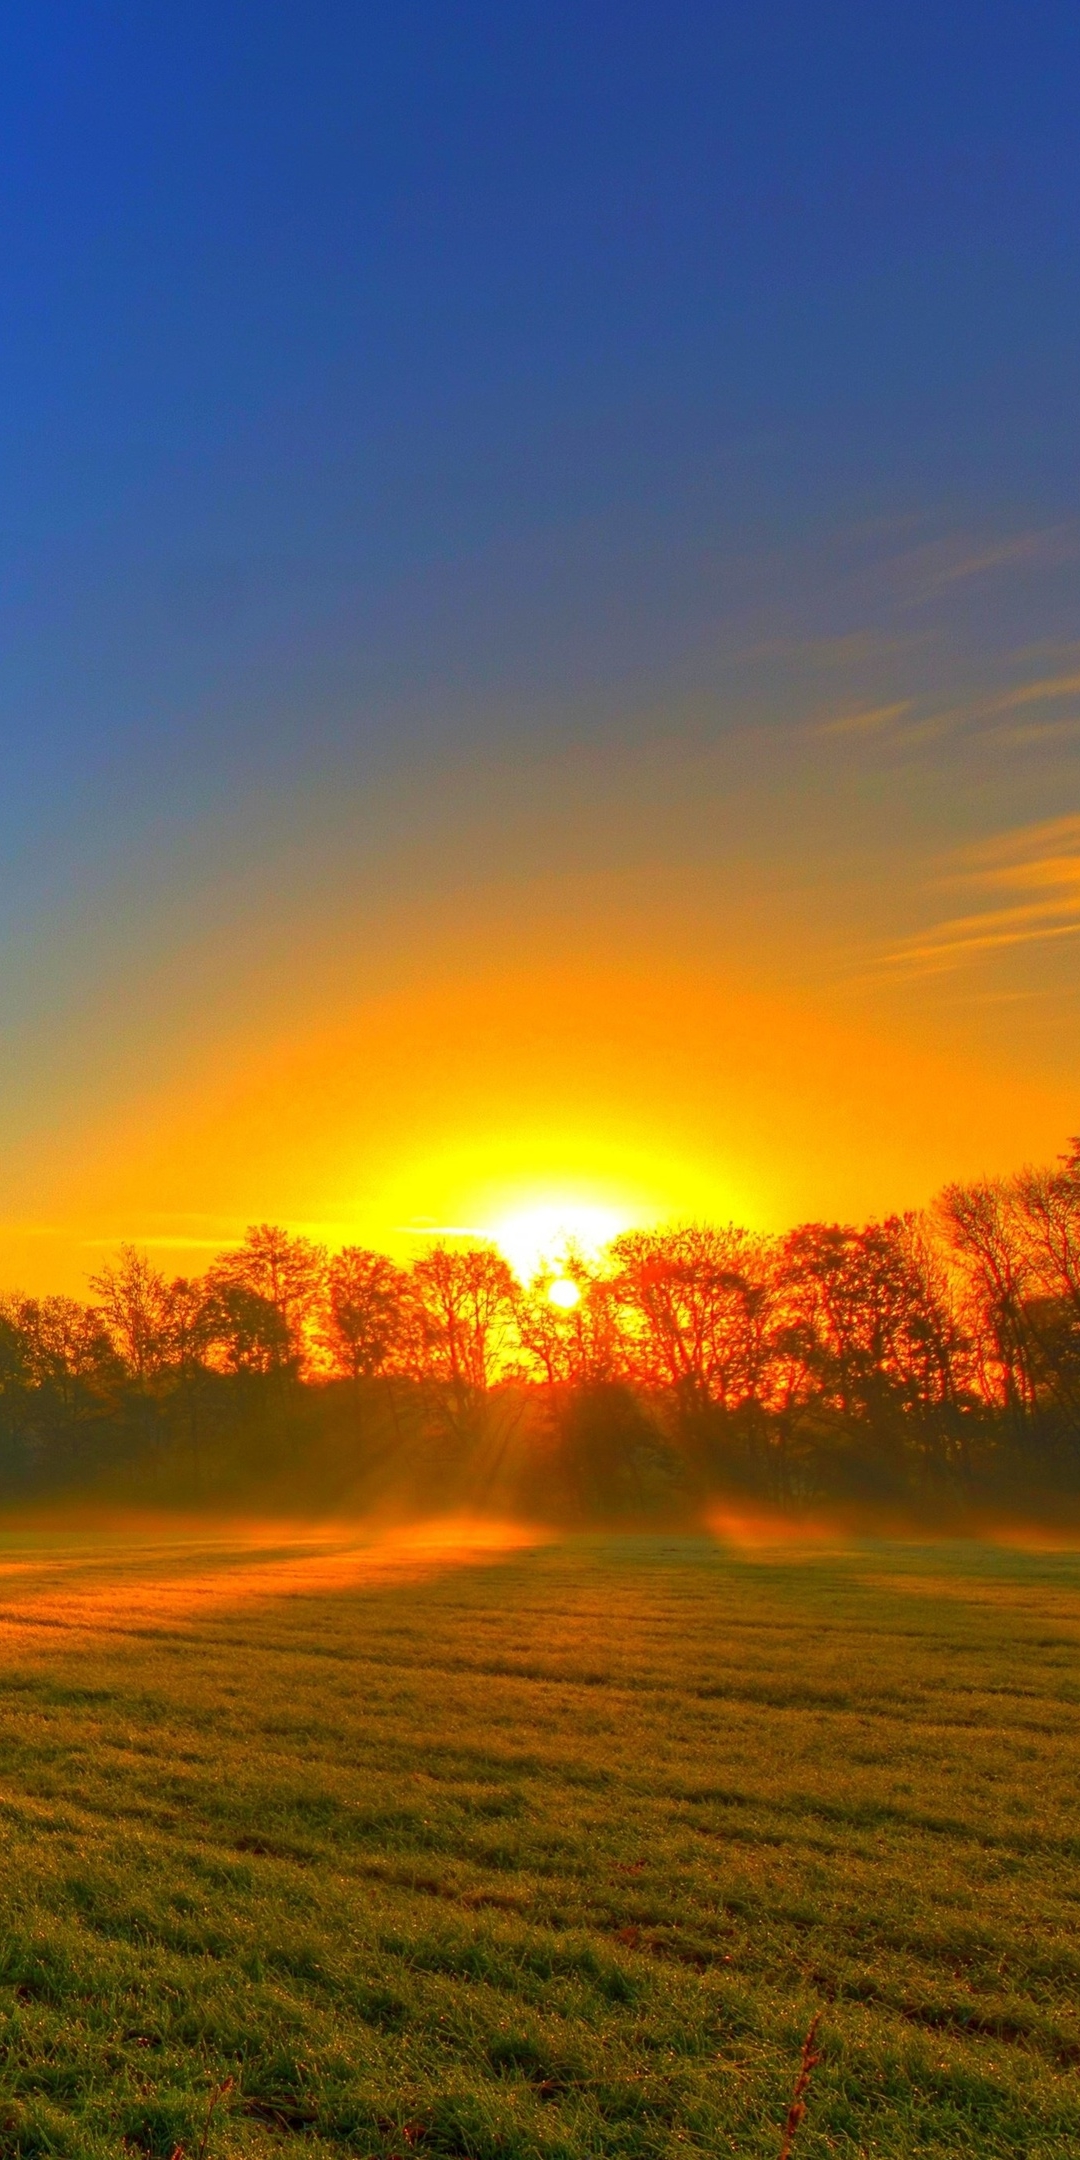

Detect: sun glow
[486, 1197, 630, 1283]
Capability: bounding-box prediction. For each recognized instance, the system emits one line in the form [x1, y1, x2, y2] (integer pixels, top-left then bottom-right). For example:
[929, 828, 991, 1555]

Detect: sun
[485, 1196, 629, 1282]
[547, 1276, 581, 1310]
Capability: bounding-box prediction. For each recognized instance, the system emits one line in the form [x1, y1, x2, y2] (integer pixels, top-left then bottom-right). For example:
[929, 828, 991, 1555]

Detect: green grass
[0, 1524, 1074, 2158]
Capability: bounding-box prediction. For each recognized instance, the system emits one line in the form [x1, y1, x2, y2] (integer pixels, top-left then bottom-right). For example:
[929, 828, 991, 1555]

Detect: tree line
[2, 1141, 1080, 1519]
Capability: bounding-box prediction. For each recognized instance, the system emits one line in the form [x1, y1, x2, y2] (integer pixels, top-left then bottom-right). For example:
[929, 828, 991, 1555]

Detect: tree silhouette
[1, 1145, 1079, 1515]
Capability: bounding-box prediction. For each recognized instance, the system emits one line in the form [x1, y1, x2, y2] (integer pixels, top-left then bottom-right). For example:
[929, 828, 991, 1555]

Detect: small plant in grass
[776, 2014, 822, 2160]
[168, 2076, 234, 2160]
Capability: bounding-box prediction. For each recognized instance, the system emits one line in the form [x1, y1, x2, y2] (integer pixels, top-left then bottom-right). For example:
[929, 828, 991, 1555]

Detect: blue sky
[4, 3, 1078, 801]
[2, 2, 1079, 1279]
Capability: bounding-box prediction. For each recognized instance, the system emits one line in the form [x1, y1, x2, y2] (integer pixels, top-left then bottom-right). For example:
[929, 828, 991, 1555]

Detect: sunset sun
[547, 1275, 582, 1310]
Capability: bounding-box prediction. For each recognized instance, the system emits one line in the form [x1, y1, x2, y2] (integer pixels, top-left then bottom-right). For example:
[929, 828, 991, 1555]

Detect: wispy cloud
[809, 700, 913, 740]
[881, 522, 1077, 606]
[990, 671, 1080, 711]
[81, 1235, 231, 1250]
[396, 1221, 486, 1239]
[807, 658, 1080, 759]
[955, 813, 1080, 875]
[923, 529, 1066, 590]
[790, 513, 1080, 757]
[883, 816, 1080, 978]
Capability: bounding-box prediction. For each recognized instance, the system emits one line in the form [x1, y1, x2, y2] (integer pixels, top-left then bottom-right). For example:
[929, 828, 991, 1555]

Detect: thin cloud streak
[806, 662, 1080, 760]
[951, 812, 1080, 869]
[809, 701, 913, 740]
[882, 817, 1080, 978]
[921, 526, 1076, 592]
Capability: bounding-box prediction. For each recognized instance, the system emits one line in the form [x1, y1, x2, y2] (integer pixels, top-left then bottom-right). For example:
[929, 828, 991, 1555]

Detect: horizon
[4, 1125, 1079, 1301]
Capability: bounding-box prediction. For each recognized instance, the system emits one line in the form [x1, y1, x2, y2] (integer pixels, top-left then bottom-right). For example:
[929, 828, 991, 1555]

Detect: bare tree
[323, 1247, 410, 1381]
[408, 1244, 519, 1394]
[207, 1225, 327, 1373]
[938, 1180, 1036, 1442]
[89, 1246, 175, 1383]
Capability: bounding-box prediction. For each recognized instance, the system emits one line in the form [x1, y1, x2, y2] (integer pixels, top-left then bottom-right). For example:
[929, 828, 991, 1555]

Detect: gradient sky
[3, 1, 1080, 1288]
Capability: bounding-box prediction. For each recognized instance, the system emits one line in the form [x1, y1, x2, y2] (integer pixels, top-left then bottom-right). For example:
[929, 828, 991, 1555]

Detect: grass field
[0, 1521, 1075, 2159]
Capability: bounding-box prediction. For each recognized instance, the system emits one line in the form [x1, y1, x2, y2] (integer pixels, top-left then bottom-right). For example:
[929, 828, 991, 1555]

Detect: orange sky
[4, 625, 1078, 1294]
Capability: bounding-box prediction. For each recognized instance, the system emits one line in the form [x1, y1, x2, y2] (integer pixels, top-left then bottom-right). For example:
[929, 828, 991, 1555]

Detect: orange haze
[0, 951, 1072, 1292]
